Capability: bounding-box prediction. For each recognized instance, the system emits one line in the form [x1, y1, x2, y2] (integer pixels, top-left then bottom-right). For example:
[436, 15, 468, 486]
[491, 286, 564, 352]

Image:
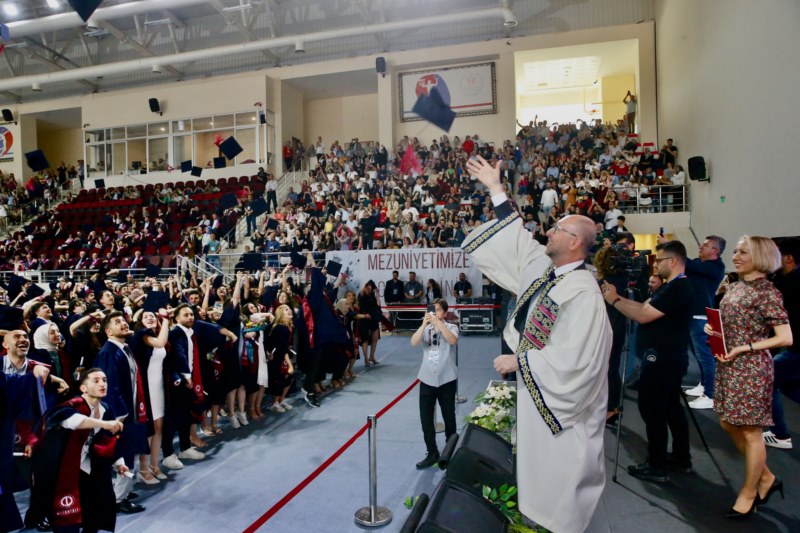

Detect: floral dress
[714, 278, 788, 426]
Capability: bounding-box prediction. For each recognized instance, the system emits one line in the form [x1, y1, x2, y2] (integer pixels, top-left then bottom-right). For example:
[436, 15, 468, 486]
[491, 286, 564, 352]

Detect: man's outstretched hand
[466, 155, 503, 196]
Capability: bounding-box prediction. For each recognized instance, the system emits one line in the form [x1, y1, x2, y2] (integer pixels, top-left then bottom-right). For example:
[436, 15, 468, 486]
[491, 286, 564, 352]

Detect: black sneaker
[628, 462, 670, 483]
[665, 453, 694, 474]
[303, 391, 320, 408]
[416, 452, 440, 469]
[35, 518, 52, 532]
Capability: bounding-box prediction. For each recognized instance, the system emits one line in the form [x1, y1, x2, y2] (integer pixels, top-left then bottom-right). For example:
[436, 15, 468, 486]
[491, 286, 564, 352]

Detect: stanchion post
[354, 416, 393, 527]
[455, 343, 466, 404]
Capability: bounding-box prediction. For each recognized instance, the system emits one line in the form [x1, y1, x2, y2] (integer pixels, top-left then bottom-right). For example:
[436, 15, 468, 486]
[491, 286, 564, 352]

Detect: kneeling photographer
[602, 240, 695, 483]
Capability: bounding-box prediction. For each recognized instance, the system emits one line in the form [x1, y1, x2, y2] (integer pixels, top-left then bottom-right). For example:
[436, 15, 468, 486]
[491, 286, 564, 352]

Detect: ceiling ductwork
[0, 6, 517, 93]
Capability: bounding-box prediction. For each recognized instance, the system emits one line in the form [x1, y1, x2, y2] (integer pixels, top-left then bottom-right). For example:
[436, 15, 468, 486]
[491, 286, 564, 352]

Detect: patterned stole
[513, 265, 574, 435]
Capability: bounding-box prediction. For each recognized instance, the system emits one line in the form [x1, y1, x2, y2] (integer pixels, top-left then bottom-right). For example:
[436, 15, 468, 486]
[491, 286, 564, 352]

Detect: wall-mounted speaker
[688, 156, 707, 181]
[376, 56, 386, 77]
[259, 111, 267, 125]
[148, 98, 162, 115]
[1, 108, 13, 122]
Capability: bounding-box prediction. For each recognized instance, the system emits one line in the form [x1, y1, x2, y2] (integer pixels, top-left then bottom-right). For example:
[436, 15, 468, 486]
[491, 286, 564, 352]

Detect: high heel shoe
[725, 497, 758, 519]
[758, 477, 784, 506]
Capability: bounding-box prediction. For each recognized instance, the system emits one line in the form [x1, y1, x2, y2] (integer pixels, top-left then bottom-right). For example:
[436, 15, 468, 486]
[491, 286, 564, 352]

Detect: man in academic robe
[161, 304, 210, 470]
[25, 368, 125, 533]
[1, 357, 52, 533]
[94, 312, 147, 514]
[462, 155, 612, 533]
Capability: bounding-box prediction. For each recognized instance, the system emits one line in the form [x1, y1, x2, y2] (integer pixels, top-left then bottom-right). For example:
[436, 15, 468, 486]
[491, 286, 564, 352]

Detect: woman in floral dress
[707, 236, 792, 518]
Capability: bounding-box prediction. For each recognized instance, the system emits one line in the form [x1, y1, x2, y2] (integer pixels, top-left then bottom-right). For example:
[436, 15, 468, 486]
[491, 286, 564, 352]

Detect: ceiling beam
[97, 20, 184, 78]
[208, 0, 280, 65]
[16, 47, 99, 91]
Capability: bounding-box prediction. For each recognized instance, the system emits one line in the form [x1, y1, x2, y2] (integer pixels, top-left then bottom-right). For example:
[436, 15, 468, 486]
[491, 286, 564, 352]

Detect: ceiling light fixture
[85, 15, 100, 31]
[294, 40, 305, 54]
[503, 15, 518, 27]
[32, 82, 42, 92]
[46, 0, 60, 8]
[3, 3, 19, 17]
[152, 64, 163, 74]
[222, 3, 251, 12]
[144, 18, 172, 26]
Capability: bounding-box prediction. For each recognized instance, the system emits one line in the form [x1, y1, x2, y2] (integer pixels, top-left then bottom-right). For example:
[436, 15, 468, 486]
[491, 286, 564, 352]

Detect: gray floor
[14, 333, 800, 532]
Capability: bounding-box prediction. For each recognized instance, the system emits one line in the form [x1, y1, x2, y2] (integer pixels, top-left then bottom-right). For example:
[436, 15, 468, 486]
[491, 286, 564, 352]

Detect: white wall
[303, 94, 379, 147]
[655, 0, 800, 264]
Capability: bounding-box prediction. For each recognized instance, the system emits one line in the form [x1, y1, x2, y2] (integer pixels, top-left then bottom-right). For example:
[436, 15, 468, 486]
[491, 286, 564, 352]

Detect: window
[148, 138, 169, 172]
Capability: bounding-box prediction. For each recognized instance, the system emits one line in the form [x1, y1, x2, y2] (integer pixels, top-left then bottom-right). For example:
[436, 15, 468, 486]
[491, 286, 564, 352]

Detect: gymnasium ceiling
[0, 0, 654, 106]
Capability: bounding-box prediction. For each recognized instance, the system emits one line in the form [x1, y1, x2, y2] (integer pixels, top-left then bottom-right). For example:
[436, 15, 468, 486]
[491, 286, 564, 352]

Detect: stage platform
[13, 333, 800, 532]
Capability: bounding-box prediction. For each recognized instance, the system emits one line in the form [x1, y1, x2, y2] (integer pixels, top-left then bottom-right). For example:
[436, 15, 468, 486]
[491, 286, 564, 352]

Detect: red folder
[705, 307, 727, 356]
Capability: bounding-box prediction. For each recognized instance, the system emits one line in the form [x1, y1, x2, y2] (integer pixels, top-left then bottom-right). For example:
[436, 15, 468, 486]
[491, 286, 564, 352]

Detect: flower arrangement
[465, 382, 517, 442]
[474, 383, 517, 409]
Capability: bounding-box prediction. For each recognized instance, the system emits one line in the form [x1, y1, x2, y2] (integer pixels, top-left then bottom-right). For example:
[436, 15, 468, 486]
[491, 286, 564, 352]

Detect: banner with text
[325, 248, 483, 306]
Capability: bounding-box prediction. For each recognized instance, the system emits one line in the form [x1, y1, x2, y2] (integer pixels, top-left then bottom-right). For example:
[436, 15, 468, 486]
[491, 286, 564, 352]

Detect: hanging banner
[325, 248, 484, 306]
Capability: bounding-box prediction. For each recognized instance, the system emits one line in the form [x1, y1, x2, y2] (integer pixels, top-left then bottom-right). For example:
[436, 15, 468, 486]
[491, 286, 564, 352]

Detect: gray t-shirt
[417, 323, 459, 387]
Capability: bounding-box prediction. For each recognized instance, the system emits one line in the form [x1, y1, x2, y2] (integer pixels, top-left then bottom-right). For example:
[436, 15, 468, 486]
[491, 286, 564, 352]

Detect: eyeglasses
[552, 224, 578, 238]
[654, 256, 675, 263]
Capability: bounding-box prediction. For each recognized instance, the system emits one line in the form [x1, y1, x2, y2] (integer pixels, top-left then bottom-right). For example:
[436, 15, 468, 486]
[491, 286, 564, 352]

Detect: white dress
[148, 346, 167, 420]
[256, 333, 269, 387]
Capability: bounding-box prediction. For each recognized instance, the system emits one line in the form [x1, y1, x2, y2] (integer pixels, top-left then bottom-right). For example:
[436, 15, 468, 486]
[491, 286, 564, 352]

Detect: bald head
[545, 214, 596, 266]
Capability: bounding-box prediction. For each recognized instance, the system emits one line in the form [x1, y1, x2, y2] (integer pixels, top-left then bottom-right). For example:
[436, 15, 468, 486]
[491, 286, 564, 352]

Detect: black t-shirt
[636, 276, 694, 369]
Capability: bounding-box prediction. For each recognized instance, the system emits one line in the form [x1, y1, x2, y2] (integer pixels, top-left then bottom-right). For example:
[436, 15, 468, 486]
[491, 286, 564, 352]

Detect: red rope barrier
[242, 379, 421, 532]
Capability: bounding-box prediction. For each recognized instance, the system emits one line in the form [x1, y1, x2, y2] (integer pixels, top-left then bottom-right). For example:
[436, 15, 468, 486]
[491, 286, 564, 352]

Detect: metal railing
[611, 184, 689, 213]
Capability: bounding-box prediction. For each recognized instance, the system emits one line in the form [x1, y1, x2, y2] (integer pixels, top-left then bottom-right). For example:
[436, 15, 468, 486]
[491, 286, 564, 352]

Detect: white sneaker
[178, 447, 206, 460]
[685, 383, 704, 397]
[236, 411, 249, 426]
[162, 454, 184, 470]
[763, 430, 793, 450]
[689, 395, 714, 409]
[269, 402, 285, 413]
[229, 413, 240, 429]
[280, 400, 293, 411]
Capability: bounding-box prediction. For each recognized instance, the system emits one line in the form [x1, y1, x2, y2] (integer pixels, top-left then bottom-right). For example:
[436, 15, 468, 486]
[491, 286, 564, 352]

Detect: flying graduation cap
[180, 160, 193, 173]
[213, 157, 227, 169]
[219, 137, 243, 160]
[412, 87, 456, 132]
[68, 0, 103, 23]
[25, 150, 51, 172]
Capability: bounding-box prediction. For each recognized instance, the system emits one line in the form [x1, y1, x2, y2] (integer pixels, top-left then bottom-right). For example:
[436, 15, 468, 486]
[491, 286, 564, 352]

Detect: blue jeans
[770, 349, 800, 439]
[688, 318, 715, 398]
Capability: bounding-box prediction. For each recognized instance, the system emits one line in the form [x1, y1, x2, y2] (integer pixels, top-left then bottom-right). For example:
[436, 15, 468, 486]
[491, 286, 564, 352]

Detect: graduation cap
[191, 166, 203, 178]
[243, 252, 264, 272]
[212, 274, 225, 289]
[325, 260, 342, 278]
[181, 160, 193, 173]
[412, 87, 455, 132]
[0, 305, 24, 331]
[143, 291, 170, 313]
[219, 193, 238, 210]
[25, 283, 45, 300]
[68, 0, 103, 22]
[219, 137, 243, 160]
[25, 150, 51, 172]
[145, 263, 162, 277]
[213, 157, 227, 169]
[116, 269, 129, 283]
[94, 179, 106, 189]
[265, 218, 279, 232]
[289, 251, 307, 270]
[250, 198, 268, 217]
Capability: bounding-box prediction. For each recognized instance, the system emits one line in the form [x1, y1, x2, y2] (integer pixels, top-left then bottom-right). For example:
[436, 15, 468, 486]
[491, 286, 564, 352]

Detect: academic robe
[462, 198, 612, 533]
[94, 342, 148, 466]
[1, 372, 36, 533]
[25, 396, 117, 531]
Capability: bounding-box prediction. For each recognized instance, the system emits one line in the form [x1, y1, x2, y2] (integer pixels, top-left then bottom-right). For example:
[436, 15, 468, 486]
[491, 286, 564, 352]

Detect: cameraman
[602, 241, 695, 483]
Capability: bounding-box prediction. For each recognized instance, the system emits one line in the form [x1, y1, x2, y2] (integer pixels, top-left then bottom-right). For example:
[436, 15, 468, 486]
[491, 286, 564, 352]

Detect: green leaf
[506, 501, 517, 508]
[482, 486, 491, 498]
[490, 488, 498, 500]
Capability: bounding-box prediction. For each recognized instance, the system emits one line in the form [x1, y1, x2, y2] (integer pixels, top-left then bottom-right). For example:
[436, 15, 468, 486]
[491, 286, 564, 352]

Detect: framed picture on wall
[398, 62, 497, 122]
